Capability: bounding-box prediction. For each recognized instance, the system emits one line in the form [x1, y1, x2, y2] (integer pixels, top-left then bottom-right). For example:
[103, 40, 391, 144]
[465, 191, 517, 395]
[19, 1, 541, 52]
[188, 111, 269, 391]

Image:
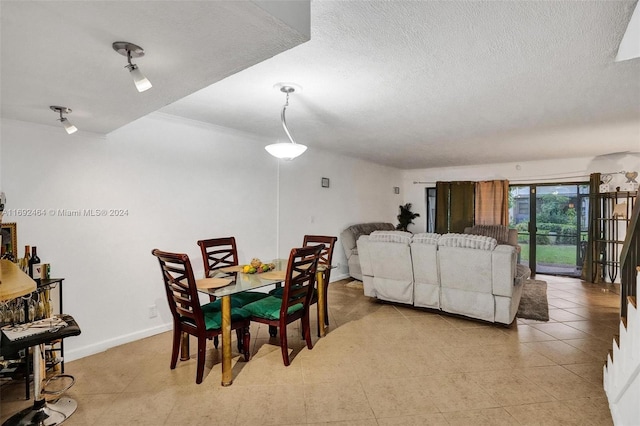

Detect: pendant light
[265, 84, 307, 160]
[112, 41, 152, 92]
[50, 106, 77, 134]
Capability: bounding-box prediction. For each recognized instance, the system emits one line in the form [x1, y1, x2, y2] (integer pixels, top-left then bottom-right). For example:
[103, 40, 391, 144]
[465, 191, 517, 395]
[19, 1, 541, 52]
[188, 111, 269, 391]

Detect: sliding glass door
[509, 183, 589, 277]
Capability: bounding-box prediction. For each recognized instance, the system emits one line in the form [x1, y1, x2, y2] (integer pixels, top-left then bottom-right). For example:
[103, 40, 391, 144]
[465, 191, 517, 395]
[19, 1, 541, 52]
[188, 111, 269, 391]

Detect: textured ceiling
[162, 1, 640, 169]
[2, 1, 639, 170]
[0, 1, 309, 134]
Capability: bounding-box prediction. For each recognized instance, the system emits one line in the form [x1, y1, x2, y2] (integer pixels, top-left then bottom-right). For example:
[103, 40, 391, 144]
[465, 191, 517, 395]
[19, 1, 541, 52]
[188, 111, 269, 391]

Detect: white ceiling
[0, 1, 309, 134]
[2, 1, 639, 170]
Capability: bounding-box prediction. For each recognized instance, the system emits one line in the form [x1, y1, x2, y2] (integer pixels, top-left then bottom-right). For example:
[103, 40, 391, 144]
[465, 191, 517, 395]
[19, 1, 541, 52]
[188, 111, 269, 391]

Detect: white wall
[402, 155, 640, 233]
[278, 148, 402, 277]
[0, 114, 401, 360]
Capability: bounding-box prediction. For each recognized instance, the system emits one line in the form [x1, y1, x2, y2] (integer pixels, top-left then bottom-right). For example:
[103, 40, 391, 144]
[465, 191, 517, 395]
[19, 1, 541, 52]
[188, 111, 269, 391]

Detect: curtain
[435, 182, 450, 234]
[435, 181, 475, 234]
[582, 173, 602, 283]
[475, 180, 509, 226]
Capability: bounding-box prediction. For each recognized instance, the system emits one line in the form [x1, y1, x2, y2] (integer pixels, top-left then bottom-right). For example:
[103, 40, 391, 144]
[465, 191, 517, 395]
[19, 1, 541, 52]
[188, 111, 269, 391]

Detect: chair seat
[242, 296, 303, 321]
[200, 303, 251, 330]
[207, 291, 269, 310]
[269, 286, 316, 300]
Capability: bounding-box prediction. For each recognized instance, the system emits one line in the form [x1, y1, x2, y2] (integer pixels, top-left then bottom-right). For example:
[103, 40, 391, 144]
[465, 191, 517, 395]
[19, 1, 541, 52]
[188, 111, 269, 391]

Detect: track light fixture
[265, 83, 307, 160]
[50, 106, 77, 134]
[112, 41, 152, 92]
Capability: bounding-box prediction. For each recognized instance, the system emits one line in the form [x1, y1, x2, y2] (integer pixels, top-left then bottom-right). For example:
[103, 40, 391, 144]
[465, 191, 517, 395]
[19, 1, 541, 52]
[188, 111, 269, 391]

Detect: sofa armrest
[492, 245, 517, 297]
[357, 235, 375, 277]
[340, 229, 357, 259]
[507, 228, 521, 253]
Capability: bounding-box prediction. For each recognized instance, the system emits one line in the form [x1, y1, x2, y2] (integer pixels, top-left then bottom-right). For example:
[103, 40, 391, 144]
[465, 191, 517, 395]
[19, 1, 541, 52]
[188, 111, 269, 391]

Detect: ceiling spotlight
[50, 106, 77, 134]
[265, 84, 307, 160]
[112, 41, 152, 92]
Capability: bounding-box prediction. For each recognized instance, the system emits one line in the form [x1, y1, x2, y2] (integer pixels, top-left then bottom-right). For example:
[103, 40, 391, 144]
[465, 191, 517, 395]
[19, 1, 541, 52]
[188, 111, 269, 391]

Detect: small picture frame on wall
[321, 177, 330, 188]
[1, 222, 17, 258]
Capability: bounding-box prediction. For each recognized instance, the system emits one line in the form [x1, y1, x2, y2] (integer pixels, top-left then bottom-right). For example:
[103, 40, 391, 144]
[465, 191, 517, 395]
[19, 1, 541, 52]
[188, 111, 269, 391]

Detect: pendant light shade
[266, 84, 307, 160]
[61, 118, 78, 135]
[50, 106, 77, 134]
[265, 142, 307, 160]
[129, 65, 152, 92]
[113, 41, 152, 92]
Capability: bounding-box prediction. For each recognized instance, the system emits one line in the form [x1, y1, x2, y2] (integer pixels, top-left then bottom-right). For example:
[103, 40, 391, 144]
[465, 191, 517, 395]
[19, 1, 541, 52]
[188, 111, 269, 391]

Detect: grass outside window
[519, 243, 578, 265]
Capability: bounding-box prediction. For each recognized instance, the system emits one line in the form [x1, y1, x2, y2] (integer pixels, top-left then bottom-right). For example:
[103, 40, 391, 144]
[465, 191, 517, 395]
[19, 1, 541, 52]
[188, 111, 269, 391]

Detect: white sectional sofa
[357, 231, 531, 325]
[340, 222, 396, 280]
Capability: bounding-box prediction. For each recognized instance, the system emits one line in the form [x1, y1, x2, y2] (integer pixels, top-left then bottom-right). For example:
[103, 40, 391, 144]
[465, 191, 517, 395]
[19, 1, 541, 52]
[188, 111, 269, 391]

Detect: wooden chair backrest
[152, 249, 204, 329]
[197, 237, 238, 277]
[303, 235, 337, 280]
[280, 245, 322, 320]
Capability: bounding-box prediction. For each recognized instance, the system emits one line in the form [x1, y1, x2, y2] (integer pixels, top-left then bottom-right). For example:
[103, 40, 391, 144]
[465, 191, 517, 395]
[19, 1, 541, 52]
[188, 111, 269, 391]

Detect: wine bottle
[29, 246, 42, 285]
[23, 245, 31, 273]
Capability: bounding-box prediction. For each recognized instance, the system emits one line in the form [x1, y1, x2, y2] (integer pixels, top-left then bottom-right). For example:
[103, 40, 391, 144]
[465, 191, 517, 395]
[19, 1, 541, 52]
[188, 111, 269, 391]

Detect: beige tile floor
[1, 274, 620, 425]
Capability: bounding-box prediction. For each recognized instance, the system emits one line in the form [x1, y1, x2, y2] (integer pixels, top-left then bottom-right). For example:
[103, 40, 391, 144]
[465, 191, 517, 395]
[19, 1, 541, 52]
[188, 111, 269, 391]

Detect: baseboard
[64, 323, 172, 362]
[65, 274, 350, 361]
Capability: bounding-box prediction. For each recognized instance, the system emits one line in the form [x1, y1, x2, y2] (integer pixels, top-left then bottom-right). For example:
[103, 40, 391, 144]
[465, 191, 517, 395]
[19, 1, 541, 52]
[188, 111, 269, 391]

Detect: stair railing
[619, 193, 639, 318]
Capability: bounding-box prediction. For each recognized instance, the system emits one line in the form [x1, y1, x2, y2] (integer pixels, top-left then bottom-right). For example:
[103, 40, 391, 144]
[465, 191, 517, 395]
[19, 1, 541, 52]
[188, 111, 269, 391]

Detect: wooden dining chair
[151, 248, 251, 384]
[304, 235, 338, 328]
[197, 237, 269, 306]
[197, 237, 238, 278]
[242, 245, 322, 366]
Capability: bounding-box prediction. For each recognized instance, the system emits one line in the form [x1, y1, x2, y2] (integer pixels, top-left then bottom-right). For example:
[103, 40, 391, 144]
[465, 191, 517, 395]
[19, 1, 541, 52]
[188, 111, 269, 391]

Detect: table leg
[317, 269, 326, 337]
[180, 332, 190, 360]
[221, 295, 233, 386]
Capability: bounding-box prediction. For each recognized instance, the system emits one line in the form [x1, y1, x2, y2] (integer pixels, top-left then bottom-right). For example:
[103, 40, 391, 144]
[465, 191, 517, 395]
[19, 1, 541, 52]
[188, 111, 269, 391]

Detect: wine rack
[0, 277, 65, 399]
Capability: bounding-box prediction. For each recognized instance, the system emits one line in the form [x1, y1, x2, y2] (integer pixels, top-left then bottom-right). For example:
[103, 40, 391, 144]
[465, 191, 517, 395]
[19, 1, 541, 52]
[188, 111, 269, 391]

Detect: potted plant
[396, 203, 420, 232]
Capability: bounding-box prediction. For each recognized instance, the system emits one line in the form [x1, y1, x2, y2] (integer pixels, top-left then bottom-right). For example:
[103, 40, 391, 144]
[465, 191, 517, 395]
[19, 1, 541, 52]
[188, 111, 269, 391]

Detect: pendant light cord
[280, 92, 299, 145]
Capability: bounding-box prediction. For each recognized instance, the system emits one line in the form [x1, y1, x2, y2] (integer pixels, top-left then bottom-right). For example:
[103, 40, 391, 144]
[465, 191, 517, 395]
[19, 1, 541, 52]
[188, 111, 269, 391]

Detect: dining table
[191, 260, 329, 386]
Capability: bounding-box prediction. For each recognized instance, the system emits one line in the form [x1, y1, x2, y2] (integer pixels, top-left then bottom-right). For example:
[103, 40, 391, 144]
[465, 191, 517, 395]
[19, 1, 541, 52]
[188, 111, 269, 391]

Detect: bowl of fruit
[242, 258, 276, 274]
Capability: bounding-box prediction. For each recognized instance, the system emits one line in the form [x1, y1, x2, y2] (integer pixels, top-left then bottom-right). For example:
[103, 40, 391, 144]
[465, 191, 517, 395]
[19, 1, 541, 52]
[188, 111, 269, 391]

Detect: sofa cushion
[465, 225, 510, 245]
[348, 222, 396, 242]
[341, 222, 395, 265]
[411, 233, 440, 245]
[369, 230, 412, 243]
[438, 233, 497, 250]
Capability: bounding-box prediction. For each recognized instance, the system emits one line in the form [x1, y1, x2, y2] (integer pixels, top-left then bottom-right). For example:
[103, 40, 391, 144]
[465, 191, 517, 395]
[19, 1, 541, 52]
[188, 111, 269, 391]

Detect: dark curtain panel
[435, 181, 475, 234]
[582, 173, 601, 283]
[435, 182, 450, 234]
[450, 181, 475, 233]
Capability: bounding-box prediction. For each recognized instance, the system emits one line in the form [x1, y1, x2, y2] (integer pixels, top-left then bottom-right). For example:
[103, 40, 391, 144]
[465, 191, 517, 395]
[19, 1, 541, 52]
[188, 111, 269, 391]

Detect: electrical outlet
[148, 305, 158, 318]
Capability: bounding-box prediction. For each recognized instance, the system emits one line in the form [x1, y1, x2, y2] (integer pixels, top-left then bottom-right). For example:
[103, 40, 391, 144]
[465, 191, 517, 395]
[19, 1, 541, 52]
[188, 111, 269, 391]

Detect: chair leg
[213, 336, 219, 348]
[302, 312, 313, 350]
[269, 325, 277, 337]
[235, 328, 243, 352]
[170, 326, 181, 369]
[242, 326, 251, 361]
[196, 336, 207, 384]
[279, 324, 290, 366]
[323, 284, 330, 326]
